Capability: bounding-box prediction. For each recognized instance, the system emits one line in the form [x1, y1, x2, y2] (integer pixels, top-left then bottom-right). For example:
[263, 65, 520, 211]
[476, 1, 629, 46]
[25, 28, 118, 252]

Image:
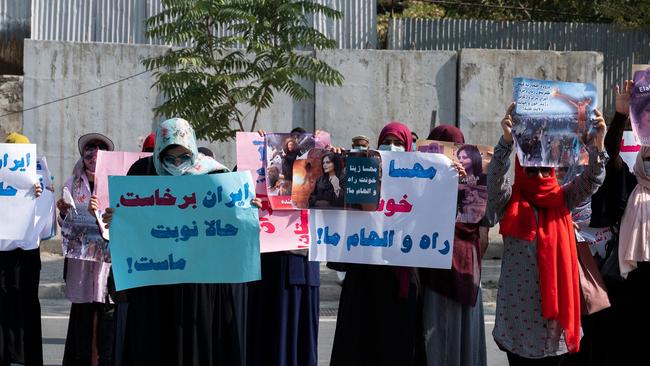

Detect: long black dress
[118, 157, 242, 366]
[0, 248, 42, 366]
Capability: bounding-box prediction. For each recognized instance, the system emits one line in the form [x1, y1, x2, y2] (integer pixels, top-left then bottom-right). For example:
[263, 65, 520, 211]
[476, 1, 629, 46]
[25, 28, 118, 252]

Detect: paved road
[39, 299, 508, 366]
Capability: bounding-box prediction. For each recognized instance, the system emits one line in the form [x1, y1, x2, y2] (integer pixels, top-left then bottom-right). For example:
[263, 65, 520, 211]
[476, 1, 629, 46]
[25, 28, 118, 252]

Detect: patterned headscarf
[152, 118, 228, 176]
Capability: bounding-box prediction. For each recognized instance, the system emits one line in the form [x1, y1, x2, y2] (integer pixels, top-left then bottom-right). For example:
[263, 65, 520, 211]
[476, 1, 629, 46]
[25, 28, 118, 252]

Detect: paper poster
[418, 140, 492, 224]
[291, 149, 381, 210]
[108, 172, 261, 290]
[36, 157, 56, 240]
[512, 78, 598, 167]
[61, 203, 110, 262]
[621, 131, 640, 171]
[0, 143, 38, 240]
[237, 132, 310, 252]
[631, 66, 650, 146]
[309, 152, 458, 269]
[264, 132, 316, 210]
[95, 150, 152, 212]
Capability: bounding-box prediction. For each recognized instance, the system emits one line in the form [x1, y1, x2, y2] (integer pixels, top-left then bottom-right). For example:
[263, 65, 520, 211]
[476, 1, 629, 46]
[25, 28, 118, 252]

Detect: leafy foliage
[144, 0, 344, 142]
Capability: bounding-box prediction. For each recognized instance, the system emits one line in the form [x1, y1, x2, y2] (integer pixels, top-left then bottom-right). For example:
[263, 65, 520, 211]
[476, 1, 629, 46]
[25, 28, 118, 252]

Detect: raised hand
[615, 80, 634, 115]
[502, 102, 516, 143]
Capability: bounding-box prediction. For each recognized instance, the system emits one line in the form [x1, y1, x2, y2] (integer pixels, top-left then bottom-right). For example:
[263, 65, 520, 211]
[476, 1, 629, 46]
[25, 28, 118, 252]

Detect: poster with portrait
[417, 140, 493, 224]
[631, 65, 650, 146]
[264, 133, 316, 210]
[291, 149, 381, 210]
[512, 78, 598, 167]
[61, 203, 110, 262]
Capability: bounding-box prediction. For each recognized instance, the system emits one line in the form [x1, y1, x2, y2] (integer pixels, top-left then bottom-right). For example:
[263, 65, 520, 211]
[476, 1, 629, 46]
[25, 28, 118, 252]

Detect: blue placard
[108, 172, 261, 290]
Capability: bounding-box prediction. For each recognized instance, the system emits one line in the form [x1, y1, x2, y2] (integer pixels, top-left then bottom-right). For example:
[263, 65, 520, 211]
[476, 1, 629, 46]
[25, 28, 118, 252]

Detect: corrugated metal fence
[0, 0, 31, 74]
[30, 0, 377, 49]
[388, 18, 650, 115]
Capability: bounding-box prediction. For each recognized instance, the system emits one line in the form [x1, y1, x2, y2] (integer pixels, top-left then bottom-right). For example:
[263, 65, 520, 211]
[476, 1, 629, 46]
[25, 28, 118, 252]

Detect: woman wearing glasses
[487, 103, 607, 365]
[57, 133, 117, 365]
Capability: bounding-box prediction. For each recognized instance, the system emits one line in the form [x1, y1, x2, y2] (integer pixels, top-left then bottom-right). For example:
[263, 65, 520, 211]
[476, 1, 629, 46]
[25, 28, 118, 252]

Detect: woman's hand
[251, 197, 262, 208]
[501, 102, 516, 143]
[451, 161, 467, 179]
[88, 195, 99, 215]
[325, 145, 344, 154]
[102, 208, 114, 228]
[329, 175, 341, 194]
[615, 80, 634, 116]
[257, 129, 267, 137]
[593, 109, 607, 152]
[34, 183, 42, 198]
[56, 198, 72, 217]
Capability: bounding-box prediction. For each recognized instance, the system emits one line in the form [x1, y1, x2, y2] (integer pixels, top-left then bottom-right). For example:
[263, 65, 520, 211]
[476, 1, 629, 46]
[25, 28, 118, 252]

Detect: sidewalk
[39, 238, 504, 311]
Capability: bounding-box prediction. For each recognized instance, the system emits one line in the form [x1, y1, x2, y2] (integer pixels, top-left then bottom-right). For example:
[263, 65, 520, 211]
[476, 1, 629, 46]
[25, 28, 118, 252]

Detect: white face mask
[163, 160, 192, 176]
[644, 161, 650, 176]
[351, 145, 369, 151]
[378, 144, 406, 152]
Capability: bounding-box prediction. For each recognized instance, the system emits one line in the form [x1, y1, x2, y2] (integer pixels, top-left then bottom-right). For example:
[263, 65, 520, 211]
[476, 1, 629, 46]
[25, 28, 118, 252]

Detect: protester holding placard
[245, 127, 321, 366]
[57, 132, 116, 365]
[330, 121, 428, 366]
[101, 118, 258, 366]
[489, 103, 606, 364]
[419, 125, 490, 366]
[574, 80, 641, 366]
[0, 133, 44, 366]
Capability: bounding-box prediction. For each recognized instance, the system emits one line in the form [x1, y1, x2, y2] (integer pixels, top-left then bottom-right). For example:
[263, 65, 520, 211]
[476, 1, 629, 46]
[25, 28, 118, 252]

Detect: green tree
[143, 0, 345, 142]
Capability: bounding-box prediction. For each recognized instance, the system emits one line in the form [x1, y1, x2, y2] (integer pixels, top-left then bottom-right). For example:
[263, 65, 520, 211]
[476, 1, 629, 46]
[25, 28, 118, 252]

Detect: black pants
[62, 302, 116, 366]
[0, 248, 43, 366]
[507, 352, 564, 366]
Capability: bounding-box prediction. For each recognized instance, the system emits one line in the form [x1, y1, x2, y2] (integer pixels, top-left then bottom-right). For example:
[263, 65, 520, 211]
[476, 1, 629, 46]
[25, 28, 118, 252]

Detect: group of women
[1, 79, 648, 366]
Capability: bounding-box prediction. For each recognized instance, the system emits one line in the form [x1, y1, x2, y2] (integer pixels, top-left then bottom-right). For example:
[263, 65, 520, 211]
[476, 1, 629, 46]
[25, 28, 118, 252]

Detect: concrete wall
[458, 49, 604, 147]
[0, 75, 22, 138]
[22, 40, 313, 184]
[315, 49, 457, 148]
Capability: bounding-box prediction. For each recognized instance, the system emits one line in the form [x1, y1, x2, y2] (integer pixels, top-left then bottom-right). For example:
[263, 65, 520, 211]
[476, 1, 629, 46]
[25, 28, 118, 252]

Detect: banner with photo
[291, 149, 381, 211]
[417, 140, 492, 224]
[236, 132, 309, 252]
[631, 65, 650, 146]
[309, 152, 458, 269]
[108, 172, 261, 290]
[512, 78, 597, 167]
[61, 203, 110, 262]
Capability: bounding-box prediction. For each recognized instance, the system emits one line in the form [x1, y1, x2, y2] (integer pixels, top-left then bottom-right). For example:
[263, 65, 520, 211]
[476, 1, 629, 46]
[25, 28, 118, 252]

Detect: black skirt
[0, 248, 43, 366]
[121, 283, 242, 366]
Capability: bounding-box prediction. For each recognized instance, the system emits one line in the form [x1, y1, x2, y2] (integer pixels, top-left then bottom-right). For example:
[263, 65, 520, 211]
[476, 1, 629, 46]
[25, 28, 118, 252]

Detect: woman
[309, 152, 344, 208]
[0, 133, 44, 366]
[281, 138, 300, 182]
[420, 125, 491, 366]
[246, 128, 321, 366]
[102, 118, 258, 365]
[489, 103, 606, 365]
[456, 144, 486, 186]
[58, 132, 116, 366]
[329, 121, 421, 366]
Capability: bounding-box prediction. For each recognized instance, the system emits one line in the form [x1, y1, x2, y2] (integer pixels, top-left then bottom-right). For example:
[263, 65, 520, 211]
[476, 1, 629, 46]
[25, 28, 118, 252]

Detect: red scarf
[499, 159, 581, 353]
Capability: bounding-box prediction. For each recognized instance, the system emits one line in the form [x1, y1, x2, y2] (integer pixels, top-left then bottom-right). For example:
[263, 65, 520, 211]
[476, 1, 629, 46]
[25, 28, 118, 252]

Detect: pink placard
[95, 151, 152, 212]
[236, 132, 310, 252]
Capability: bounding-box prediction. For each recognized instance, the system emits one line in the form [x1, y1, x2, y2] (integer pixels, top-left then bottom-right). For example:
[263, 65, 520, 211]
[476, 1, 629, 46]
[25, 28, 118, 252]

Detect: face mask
[83, 150, 98, 173]
[163, 160, 192, 176]
[412, 142, 417, 152]
[351, 145, 369, 151]
[644, 161, 650, 176]
[378, 144, 406, 152]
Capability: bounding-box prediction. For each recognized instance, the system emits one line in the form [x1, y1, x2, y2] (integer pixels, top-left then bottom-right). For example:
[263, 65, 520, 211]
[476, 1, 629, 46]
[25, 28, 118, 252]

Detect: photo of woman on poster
[456, 144, 486, 186]
[309, 152, 345, 208]
[631, 68, 650, 144]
